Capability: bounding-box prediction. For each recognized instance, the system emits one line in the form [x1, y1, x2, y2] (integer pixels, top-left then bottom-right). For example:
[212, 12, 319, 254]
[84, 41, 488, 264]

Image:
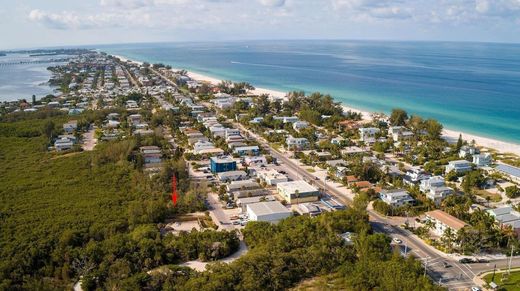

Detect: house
[286, 135, 309, 150]
[379, 189, 415, 207]
[494, 164, 520, 183]
[459, 145, 479, 159]
[296, 203, 322, 217]
[63, 120, 78, 134]
[217, 170, 248, 182]
[341, 146, 367, 155]
[389, 126, 414, 142]
[227, 179, 261, 193]
[445, 160, 473, 174]
[244, 156, 268, 167]
[277, 181, 320, 203]
[246, 201, 292, 223]
[127, 114, 142, 126]
[473, 153, 492, 167]
[403, 167, 430, 186]
[282, 116, 299, 123]
[233, 146, 260, 156]
[292, 121, 309, 131]
[331, 136, 345, 146]
[425, 210, 467, 236]
[193, 141, 216, 154]
[250, 117, 264, 124]
[54, 137, 74, 151]
[359, 127, 380, 143]
[488, 206, 520, 238]
[420, 176, 446, 193]
[427, 186, 454, 206]
[210, 156, 237, 173]
[143, 153, 162, 164]
[257, 169, 288, 186]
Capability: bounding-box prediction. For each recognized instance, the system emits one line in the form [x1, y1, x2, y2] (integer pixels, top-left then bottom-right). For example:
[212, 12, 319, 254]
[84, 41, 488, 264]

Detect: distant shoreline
[112, 54, 520, 156]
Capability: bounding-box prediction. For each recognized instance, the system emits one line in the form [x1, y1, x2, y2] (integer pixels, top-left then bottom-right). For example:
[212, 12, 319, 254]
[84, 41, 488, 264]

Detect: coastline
[113, 54, 520, 156]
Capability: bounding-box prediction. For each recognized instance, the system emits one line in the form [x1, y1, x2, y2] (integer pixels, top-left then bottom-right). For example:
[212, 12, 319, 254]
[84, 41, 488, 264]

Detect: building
[403, 167, 431, 186]
[425, 210, 467, 236]
[379, 189, 415, 207]
[420, 176, 445, 193]
[389, 126, 414, 142]
[488, 206, 520, 238]
[426, 186, 454, 206]
[217, 170, 248, 182]
[277, 180, 320, 203]
[286, 135, 309, 150]
[236, 195, 276, 212]
[445, 160, 473, 174]
[459, 145, 479, 158]
[233, 146, 260, 156]
[359, 127, 380, 143]
[473, 153, 492, 167]
[244, 156, 268, 167]
[292, 121, 309, 131]
[257, 169, 288, 186]
[494, 164, 520, 184]
[54, 137, 74, 151]
[210, 156, 237, 173]
[63, 120, 78, 134]
[246, 201, 292, 223]
[296, 203, 322, 216]
[226, 179, 261, 193]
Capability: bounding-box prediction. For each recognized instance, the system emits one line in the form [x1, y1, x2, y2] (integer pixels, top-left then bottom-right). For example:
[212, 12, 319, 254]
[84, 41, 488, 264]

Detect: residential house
[257, 169, 288, 186]
[233, 146, 260, 156]
[359, 127, 380, 144]
[63, 120, 78, 134]
[425, 210, 467, 237]
[379, 189, 415, 207]
[445, 160, 473, 174]
[473, 153, 492, 167]
[488, 206, 520, 238]
[293, 121, 309, 131]
[286, 135, 310, 150]
[459, 145, 479, 159]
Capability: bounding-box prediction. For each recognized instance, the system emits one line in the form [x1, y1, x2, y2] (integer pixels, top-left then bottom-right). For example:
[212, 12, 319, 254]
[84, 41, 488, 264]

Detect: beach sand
[113, 54, 520, 156]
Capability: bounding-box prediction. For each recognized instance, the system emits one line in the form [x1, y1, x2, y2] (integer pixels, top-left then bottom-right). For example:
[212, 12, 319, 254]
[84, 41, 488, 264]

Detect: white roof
[247, 201, 291, 216]
[277, 180, 318, 193]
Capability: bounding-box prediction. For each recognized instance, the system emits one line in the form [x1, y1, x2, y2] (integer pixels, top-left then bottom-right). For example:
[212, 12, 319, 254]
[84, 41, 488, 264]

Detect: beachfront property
[473, 153, 492, 167]
[246, 201, 292, 223]
[403, 167, 431, 186]
[277, 180, 320, 204]
[379, 189, 415, 207]
[445, 160, 473, 174]
[425, 210, 467, 237]
[488, 206, 520, 238]
[389, 126, 414, 142]
[359, 127, 380, 144]
[494, 164, 520, 184]
[286, 135, 310, 150]
[459, 145, 479, 159]
[210, 156, 237, 173]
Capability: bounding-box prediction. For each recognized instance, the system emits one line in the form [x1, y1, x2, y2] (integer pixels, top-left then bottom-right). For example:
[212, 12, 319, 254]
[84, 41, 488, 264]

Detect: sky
[2, 0, 520, 49]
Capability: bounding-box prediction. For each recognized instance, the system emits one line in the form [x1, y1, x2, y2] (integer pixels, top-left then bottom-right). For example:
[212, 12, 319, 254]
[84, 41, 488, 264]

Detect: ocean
[0, 53, 62, 102]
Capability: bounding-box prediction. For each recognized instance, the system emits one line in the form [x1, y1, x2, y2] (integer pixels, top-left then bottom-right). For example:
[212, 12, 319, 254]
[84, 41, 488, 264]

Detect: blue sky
[2, 0, 520, 49]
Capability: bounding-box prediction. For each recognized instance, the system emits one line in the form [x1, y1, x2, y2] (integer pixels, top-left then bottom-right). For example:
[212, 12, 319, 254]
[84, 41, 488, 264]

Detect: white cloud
[258, 0, 286, 7]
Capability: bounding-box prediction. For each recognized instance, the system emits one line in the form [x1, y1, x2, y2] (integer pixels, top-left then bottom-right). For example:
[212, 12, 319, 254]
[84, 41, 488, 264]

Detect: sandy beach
[114, 54, 520, 156]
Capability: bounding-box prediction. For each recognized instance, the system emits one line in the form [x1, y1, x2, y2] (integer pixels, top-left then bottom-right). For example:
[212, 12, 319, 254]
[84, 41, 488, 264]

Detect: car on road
[442, 261, 451, 268]
[471, 287, 481, 291]
[232, 221, 240, 225]
[477, 259, 489, 263]
[392, 238, 402, 244]
[459, 258, 475, 264]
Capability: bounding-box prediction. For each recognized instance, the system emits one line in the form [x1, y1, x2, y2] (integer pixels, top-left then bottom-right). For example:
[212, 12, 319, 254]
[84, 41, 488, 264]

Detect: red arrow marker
[172, 174, 178, 206]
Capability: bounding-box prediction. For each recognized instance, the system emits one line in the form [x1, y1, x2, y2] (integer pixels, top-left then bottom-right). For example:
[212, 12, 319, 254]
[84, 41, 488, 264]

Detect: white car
[471, 287, 481, 291]
[392, 237, 403, 244]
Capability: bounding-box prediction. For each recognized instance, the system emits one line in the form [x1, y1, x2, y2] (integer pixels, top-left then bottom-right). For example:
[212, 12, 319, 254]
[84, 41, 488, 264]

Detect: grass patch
[476, 189, 502, 203]
[306, 168, 316, 173]
[484, 270, 520, 291]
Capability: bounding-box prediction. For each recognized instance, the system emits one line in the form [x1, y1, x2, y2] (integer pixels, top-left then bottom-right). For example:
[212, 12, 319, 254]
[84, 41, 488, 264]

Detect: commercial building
[233, 145, 260, 156]
[246, 201, 292, 223]
[210, 156, 237, 173]
[277, 180, 320, 203]
[257, 169, 288, 186]
[217, 170, 248, 182]
[425, 210, 467, 236]
[494, 164, 520, 184]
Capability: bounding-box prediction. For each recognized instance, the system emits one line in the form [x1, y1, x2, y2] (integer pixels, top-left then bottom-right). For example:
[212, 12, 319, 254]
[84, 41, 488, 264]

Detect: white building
[459, 145, 479, 158]
[217, 170, 248, 182]
[425, 210, 467, 237]
[292, 121, 309, 131]
[286, 135, 309, 150]
[277, 180, 320, 203]
[445, 160, 473, 174]
[379, 189, 415, 207]
[244, 156, 268, 167]
[473, 153, 492, 167]
[257, 169, 288, 186]
[359, 127, 380, 144]
[246, 201, 292, 223]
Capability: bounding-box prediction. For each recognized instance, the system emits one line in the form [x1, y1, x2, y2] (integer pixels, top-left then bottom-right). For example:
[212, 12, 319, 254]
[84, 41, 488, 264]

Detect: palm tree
[294, 189, 300, 205]
[441, 228, 456, 253]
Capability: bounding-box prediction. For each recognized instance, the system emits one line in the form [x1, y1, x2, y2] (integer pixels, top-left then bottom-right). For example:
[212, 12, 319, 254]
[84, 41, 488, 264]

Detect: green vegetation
[484, 270, 520, 291]
[0, 114, 237, 289]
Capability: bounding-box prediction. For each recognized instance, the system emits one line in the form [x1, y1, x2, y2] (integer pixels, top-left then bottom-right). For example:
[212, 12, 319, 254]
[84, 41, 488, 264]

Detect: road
[234, 121, 519, 290]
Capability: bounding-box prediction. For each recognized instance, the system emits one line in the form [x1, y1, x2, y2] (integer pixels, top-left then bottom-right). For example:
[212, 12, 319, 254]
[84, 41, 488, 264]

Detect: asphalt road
[235, 122, 520, 290]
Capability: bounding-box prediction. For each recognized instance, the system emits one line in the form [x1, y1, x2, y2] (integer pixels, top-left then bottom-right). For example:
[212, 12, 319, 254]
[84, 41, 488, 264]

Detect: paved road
[235, 122, 520, 290]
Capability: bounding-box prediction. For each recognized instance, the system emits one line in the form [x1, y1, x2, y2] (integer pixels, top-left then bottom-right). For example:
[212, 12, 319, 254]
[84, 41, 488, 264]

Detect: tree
[32, 94, 36, 105]
[456, 134, 464, 151]
[424, 119, 443, 140]
[42, 120, 55, 141]
[505, 186, 520, 199]
[389, 108, 408, 126]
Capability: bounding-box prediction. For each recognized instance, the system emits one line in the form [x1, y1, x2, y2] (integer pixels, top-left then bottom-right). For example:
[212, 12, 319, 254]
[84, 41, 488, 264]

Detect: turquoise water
[99, 40, 520, 144]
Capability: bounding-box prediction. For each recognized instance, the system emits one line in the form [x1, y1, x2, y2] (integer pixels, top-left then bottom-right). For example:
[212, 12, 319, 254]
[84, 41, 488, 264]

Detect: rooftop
[496, 164, 520, 178]
[425, 210, 467, 231]
[247, 201, 291, 216]
[277, 180, 318, 193]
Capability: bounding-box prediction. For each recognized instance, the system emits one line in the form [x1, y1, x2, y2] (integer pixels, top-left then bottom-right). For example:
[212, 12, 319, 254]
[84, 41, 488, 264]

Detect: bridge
[0, 58, 69, 67]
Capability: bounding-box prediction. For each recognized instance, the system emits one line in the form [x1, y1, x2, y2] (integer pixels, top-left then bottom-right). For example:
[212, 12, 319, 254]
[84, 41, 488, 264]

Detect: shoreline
[113, 54, 520, 156]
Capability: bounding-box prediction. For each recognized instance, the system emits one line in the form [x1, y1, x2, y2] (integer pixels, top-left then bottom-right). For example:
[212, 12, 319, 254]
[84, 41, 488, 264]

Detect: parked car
[442, 262, 451, 268]
[459, 258, 475, 264]
[392, 238, 402, 244]
[477, 259, 489, 263]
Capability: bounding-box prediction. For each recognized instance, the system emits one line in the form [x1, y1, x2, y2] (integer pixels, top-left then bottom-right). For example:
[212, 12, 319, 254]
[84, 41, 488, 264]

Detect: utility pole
[508, 245, 514, 275]
[424, 257, 428, 277]
[404, 243, 408, 256]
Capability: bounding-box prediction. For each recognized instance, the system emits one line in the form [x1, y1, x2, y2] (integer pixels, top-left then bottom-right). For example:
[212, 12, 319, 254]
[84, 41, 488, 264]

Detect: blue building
[210, 156, 237, 173]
